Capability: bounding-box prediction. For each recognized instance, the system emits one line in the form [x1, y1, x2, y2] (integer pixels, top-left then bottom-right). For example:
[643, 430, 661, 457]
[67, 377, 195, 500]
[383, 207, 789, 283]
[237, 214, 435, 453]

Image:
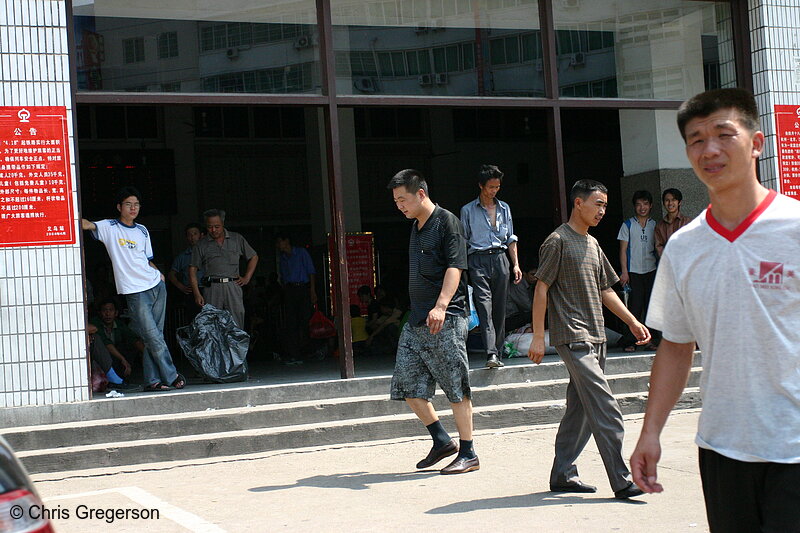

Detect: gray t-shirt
[191, 230, 256, 278]
[536, 223, 618, 346]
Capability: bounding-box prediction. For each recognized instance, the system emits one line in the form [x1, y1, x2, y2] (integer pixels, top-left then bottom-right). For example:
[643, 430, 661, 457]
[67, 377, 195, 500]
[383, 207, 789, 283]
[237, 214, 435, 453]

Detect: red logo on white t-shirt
[749, 261, 795, 289]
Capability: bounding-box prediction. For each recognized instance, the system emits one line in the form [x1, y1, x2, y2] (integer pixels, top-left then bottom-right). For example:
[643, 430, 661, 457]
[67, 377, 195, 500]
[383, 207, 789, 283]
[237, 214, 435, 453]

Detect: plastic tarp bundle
[176, 304, 249, 383]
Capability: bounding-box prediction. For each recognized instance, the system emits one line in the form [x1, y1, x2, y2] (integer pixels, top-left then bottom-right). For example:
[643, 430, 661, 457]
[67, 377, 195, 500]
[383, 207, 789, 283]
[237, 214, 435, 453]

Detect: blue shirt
[460, 198, 518, 253]
[279, 246, 316, 284]
[171, 247, 204, 286]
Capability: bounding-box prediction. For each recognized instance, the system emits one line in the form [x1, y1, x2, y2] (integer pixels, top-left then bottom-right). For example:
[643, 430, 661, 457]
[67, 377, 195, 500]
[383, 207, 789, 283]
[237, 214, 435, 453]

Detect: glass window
[333, 0, 542, 97]
[157, 32, 178, 59]
[73, 1, 321, 94]
[554, 1, 735, 99]
[123, 37, 144, 64]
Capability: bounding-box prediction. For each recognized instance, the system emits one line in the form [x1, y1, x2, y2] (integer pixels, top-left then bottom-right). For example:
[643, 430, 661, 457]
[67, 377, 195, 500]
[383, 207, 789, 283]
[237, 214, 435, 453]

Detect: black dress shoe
[550, 480, 598, 493]
[486, 355, 504, 368]
[416, 439, 458, 469]
[440, 455, 480, 474]
[614, 483, 645, 499]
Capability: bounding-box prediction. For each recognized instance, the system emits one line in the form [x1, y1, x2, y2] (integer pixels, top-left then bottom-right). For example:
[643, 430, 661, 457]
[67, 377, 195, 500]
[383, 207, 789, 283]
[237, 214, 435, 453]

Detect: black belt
[205, 277, 239, 283]
[473, 248, 506, 255]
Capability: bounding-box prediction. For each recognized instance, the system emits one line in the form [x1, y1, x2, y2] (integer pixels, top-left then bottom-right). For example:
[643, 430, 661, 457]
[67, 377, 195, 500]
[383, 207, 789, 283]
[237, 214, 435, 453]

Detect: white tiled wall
[749, 0, 800, 191]
[0, 0, 88, 407]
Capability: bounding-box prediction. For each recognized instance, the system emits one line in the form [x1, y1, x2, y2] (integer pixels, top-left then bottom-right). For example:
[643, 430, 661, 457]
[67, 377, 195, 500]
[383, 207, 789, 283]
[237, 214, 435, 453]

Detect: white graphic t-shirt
[92, 219, 161, 295]
[617, 217, 657, 274]
[647, 190, 800, 463]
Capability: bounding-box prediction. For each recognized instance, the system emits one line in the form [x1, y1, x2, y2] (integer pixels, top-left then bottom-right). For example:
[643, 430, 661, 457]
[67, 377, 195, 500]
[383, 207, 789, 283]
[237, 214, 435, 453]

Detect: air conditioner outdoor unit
[418, 74, 433, 86]
[570, 52, 585, 66]
[353, 77, 377, 92]
[434, 73, 449, 85]
[294, 35, 314, 49]
[226, 48, 239, 60]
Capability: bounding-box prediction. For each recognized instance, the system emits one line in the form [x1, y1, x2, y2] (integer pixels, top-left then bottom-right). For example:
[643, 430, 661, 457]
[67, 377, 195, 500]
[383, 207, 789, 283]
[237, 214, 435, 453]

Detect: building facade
[1, 0, 798, 408]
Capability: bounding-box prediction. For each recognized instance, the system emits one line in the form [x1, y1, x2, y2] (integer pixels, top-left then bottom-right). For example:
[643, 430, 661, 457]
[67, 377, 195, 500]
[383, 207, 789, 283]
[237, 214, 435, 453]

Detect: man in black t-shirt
[387, 169, 478, 475]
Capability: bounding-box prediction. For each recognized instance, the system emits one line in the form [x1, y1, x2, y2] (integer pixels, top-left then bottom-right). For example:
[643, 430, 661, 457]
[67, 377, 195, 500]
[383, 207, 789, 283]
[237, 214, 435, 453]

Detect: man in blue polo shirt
[276, 234, 317, 361]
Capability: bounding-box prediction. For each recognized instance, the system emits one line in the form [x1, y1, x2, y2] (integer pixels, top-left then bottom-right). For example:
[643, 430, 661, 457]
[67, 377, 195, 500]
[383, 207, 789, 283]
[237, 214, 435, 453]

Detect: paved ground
[32, 409, 707, 533]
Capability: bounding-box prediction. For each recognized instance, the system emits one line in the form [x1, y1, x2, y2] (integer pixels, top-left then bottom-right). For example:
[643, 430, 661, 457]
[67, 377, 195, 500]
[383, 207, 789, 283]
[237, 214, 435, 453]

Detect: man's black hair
[116, 186, 141, 205]
[184, 222, 204, 234]
[478, 164, 504, 186]
[386, 169, 429, 196]
[677, 88, 760, 141]
[632, 190, 653, 206]
[357, 285, 372, 297]
[662, 188, 683, 203]
[274, 233, 291, 243]
[99, 297, 118, 310]
[569, 179, 608, 206]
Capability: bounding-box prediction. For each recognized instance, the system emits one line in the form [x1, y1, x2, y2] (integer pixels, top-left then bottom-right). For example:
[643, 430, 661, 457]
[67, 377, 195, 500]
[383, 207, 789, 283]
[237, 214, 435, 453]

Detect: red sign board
[0, 106, 75, 247]
[327, 233, 376, 315]
[775, 104, 800, 200]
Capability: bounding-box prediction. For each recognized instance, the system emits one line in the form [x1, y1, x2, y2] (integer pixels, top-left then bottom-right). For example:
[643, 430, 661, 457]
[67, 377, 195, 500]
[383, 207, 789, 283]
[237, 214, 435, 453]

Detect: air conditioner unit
[353, 77, 377, 92]
[415, 24, 429, 34]
[225, 48, 239, 60]
[294, 35, 314, 49]
[570, 52, 585, 66]
[418, 74, 433, 86]
[434, 73, 449, 85]
[432, 18, 446, 32]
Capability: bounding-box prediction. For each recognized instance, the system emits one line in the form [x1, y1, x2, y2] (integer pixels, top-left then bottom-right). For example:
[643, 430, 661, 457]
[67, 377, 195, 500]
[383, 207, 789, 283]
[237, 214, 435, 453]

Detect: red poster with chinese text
[774, 105, 800, 201]
[327, 233, 376, 315]
[0, 106, 76, 246]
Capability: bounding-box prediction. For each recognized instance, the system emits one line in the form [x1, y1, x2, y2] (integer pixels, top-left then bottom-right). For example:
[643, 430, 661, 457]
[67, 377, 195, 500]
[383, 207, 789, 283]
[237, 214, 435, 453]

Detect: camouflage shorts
[390, 314, 471, 403]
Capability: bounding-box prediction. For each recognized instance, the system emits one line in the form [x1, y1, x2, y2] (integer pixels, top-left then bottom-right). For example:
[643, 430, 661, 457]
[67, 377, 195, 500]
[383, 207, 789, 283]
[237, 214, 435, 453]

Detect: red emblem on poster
[0, 106, 76, 246]
[327, 232, 376, 315]
[774, 104, 800, 200]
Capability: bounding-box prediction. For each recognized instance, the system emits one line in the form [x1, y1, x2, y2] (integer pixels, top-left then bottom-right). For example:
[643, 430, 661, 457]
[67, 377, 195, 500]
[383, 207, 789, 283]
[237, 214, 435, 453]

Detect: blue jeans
[126, 281, 178, 386]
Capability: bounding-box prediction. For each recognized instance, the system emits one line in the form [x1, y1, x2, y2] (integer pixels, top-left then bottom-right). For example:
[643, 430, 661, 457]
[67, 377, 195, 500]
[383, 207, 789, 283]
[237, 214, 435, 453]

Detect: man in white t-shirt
[617, 190, 658, 351]
[630, 89, 800, 532]
[82, 187, 183, 392]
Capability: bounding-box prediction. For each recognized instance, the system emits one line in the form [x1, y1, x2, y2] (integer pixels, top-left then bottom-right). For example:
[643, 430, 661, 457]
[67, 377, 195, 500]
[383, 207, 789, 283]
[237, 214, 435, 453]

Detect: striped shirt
[407, 206, 468, 327]
[536, 223, 618, 346]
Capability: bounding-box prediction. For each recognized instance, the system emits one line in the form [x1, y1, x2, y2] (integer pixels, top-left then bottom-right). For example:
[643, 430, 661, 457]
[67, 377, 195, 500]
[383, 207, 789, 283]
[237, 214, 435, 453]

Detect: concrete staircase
[0, 353, 702, 475]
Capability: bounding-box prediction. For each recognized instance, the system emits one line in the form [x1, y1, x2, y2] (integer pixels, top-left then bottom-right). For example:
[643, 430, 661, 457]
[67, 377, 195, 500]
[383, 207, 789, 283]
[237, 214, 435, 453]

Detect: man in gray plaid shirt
[528, 179, 650, 499]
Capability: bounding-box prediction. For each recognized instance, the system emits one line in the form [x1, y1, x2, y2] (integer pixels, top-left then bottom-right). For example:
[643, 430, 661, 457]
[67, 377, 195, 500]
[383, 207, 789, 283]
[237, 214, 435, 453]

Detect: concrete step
[0, 352, 700, 429]
[16, 388, 702, 475]
[4, 368, 701, 453]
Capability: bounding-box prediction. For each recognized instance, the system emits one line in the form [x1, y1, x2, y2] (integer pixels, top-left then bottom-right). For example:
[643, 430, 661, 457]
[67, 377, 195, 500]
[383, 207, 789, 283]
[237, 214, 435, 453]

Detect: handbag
[309, 305, 337, 339]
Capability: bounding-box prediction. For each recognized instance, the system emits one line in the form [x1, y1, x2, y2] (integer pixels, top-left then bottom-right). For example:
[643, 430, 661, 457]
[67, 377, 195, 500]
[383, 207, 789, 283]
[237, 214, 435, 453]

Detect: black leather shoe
[550, 480, 597, 493]
[614, 483, 645, 499]
[416, 439, 458, 469]
[440, 455, 480, 474]
[486, 355, 504, 368]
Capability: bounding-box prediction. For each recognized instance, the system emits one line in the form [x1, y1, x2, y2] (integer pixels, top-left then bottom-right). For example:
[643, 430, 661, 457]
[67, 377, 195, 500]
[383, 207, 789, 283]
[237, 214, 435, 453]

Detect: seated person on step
[90, 298, 144, 382]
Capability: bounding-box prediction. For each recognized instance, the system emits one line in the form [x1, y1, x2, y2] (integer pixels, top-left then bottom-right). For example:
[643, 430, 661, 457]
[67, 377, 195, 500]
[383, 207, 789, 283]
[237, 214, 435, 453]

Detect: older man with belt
[189, 208, 258, 329]
[460, 165, 522, 368]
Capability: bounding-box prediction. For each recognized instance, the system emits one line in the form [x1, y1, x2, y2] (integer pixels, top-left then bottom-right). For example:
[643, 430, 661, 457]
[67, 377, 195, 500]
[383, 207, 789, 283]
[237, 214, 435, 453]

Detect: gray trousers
[468, 252, 509, 358]
[550, 341, 632, 492]
[203, 282, 245, 329]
